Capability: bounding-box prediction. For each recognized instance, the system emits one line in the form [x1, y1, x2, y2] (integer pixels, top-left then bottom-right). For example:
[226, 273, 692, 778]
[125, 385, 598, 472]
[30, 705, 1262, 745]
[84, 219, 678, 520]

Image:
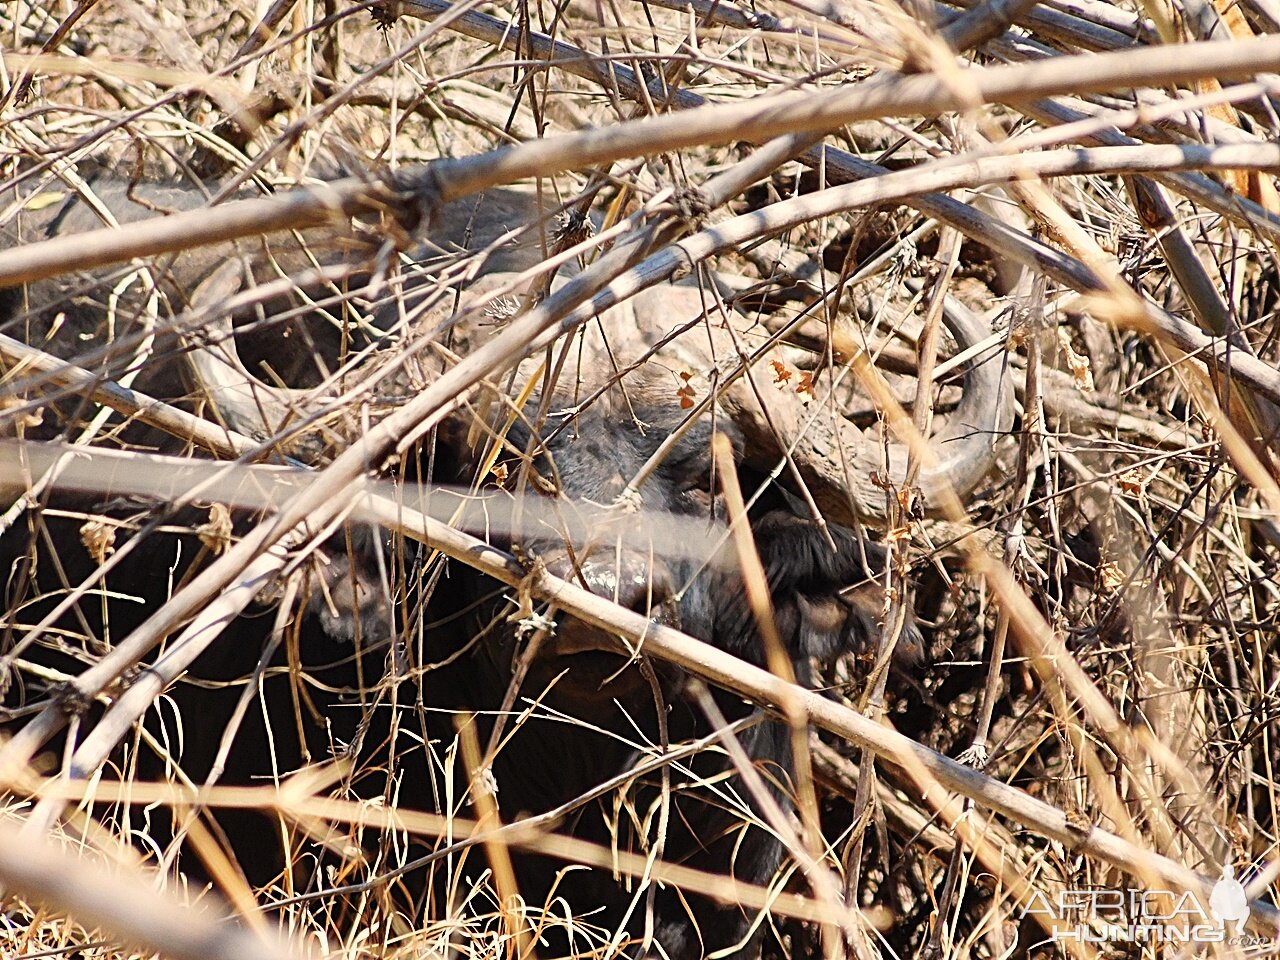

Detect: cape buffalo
[0, 170, 1009, 957]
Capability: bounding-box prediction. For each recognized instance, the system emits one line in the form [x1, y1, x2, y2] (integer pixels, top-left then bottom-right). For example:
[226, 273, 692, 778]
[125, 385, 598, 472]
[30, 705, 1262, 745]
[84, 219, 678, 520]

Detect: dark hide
[0, 173, 921, 959]
[400, 382, 919, 958]
[0, 502, 394, 886]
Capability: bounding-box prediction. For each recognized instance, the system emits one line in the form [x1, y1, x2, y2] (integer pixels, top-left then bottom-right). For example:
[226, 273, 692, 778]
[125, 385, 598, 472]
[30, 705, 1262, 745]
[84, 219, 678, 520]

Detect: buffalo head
[2, 174, 1010, 957]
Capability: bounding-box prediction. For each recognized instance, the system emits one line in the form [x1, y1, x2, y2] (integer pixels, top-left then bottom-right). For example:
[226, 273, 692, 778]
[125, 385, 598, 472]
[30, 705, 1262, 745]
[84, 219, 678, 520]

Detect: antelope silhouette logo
[1209, 864, 1250, 935]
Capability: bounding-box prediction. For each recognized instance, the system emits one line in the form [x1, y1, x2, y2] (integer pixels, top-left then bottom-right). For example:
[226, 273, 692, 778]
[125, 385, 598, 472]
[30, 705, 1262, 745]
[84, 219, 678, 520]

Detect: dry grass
[2, 0, 1280, 958]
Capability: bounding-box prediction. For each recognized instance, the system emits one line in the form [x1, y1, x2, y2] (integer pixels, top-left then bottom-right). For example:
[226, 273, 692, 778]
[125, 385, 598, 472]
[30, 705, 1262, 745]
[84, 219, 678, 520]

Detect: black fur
[404, 397, 918, 958]
[0, 174, 922, 959]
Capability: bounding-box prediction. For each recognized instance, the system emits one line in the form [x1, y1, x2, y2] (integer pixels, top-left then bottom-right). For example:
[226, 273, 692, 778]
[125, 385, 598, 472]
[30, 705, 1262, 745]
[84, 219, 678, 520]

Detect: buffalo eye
[683, 487, 714, 512]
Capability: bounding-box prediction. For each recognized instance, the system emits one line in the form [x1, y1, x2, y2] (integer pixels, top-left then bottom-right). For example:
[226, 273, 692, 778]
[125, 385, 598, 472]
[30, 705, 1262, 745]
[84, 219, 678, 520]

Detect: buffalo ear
[748, 507, 928, 668]
[791, 593, 864, 661]
[783, 586, 928, 670]
[839, 581, 928, 668]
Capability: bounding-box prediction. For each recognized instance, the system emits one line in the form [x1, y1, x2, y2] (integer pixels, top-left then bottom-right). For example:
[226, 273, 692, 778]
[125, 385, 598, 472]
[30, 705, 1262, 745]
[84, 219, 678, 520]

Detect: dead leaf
[80, 518, 116, 565]
[0, 396, 43, 430]
[676, 371, 697, 409]
[196, 503, 232, 555]
[797, 371, 815, 399]
[1098, 561, 1124, 593]
[1117, 469, 1146, 497]
[1056, 327, 1094, 391]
